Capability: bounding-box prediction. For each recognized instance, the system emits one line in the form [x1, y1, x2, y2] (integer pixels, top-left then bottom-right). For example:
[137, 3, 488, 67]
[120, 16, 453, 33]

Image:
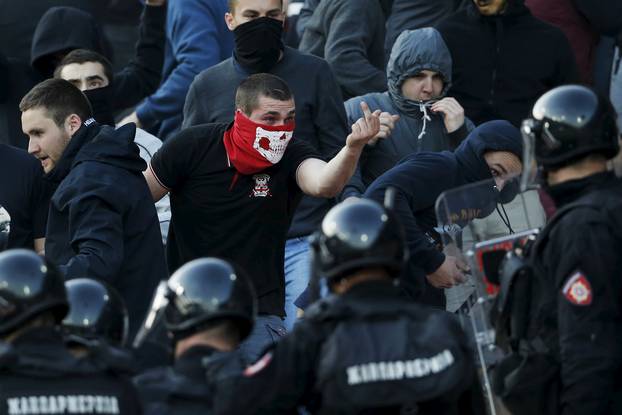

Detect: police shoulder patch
[561, 271, 593, 306]
[243, 352, 273, 377]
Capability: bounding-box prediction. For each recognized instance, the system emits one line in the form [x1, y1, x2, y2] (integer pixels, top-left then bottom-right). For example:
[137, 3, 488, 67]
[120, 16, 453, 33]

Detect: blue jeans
[283, 236, 311, 331]
[238, 314, 287, 364]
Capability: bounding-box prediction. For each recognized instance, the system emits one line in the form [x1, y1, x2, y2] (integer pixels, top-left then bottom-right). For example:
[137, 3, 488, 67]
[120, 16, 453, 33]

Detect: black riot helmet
[134, 258, 257, 347]
[313, 199, 407, 281]
[523, 85, 620, 169]
[62, 278, 129, 347]
[0, 249, 68, 335]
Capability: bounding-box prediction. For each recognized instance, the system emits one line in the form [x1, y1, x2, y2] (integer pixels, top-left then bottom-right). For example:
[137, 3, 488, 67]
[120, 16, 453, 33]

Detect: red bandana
[223, 111, 295, 175]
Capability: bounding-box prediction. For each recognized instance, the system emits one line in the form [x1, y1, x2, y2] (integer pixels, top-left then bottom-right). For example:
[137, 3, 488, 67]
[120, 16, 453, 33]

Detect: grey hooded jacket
[342, 27, 474, 199]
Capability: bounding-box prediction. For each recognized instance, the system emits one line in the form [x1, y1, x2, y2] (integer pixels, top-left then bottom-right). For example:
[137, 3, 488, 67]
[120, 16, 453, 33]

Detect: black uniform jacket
[134, 345, 246, 415]
[0, 327, 142, 415]
[214, 280, 486, 415]
[529, 172, 622, 414]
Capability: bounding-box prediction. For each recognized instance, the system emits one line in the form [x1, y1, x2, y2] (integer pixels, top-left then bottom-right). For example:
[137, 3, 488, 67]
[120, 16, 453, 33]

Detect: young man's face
[473, 0, 507, 15]
[247, 95, 295, 126]
[58, 62, 110, 92]
[22, 108, 74, 173]
[226, 0, 284, 30]
[401, 70, 443, 102]
[484, 151, 523, 190]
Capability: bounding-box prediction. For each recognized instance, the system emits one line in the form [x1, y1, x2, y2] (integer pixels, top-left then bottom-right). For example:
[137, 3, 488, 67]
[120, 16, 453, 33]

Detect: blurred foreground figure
[0, 249, 142, 414]
[134, 257, 256, 415]
[215, 200, 485, 414]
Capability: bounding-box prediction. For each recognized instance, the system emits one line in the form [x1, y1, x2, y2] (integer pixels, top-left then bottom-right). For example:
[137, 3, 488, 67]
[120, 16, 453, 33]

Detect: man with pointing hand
[143, 73, 383, 362]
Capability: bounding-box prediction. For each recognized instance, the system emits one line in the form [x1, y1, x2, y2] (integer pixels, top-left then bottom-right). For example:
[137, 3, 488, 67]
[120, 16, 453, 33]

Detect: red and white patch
[243, 352, 273, 377]
[561, 271, 592, 306]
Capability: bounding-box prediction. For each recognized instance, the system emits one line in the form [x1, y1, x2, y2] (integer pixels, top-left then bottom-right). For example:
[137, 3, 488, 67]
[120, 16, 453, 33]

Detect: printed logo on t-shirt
[250, 173, 272, 197]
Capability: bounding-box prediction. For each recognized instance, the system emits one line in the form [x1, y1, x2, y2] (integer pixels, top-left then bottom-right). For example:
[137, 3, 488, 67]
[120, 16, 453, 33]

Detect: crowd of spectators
[0, 0, 621, 411]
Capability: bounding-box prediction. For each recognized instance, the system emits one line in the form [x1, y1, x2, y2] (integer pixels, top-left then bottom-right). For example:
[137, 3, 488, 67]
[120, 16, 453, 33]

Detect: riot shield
[434, 174, 541, 415]
[0, 205, 11, 252]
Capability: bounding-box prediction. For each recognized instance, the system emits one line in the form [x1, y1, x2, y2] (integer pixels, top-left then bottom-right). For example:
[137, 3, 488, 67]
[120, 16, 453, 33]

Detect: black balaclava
[233, 17, 284, 73]
[83, 86, 115, 127]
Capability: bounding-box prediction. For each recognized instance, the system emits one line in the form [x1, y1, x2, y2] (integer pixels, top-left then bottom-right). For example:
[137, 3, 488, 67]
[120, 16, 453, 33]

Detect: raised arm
[297, 102, 381, 198]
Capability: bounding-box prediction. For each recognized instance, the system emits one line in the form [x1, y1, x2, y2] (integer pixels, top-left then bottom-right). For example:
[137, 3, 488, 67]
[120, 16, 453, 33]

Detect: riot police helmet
[162, 258, 257, 342]
[313, 199, 407, 281]
[0, 249, 68, 335]
[62, 278, 129, 347]
[523, 85, 619, 168]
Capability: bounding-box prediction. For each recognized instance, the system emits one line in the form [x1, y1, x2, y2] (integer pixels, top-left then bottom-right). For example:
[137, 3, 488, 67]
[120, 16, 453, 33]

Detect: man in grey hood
[342, 27, 474, 199]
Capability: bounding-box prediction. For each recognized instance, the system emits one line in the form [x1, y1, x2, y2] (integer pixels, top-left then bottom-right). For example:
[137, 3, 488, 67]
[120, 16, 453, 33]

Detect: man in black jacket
[365, 120, 523, 307]
[19, 78, 166, 339]
[0, 249, 142, 415]
[0, 143, 50, 253]
[435, 0, 579, 127]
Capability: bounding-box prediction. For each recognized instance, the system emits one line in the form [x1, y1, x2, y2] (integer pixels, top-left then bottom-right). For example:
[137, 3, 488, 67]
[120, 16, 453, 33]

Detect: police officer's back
[133, 258, 256, 415]
[0, 249, 142, 415]
[494, 85, 622, 414]
[216, 199, 485, 414]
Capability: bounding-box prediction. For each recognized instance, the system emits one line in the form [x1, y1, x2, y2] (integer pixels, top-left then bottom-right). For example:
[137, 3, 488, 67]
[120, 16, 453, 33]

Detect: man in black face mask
[183, 0, 349, 333]
[54, 49, 171, 245]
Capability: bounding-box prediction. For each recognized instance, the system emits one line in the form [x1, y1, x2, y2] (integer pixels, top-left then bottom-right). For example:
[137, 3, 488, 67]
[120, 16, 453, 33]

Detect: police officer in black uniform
[493, 85, 622, 414]
[133, 257, 256, 415]
[0, 249, 142, 415]
[216, 199, 485, 415]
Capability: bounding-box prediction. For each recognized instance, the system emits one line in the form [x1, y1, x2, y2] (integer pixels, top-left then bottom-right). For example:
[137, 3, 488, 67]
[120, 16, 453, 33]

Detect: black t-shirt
[150, 123, 319, 316]
[0, 144, 50, 250]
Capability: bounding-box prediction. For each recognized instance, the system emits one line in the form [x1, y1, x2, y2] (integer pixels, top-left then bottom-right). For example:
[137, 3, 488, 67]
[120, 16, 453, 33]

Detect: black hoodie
[30, 5, 165, 113]
[0, 53, 39, 149]
[364, 120, 523, 304]
[31, 7, 112, 77]
[435, 0, 579, 127]
[45, 121, 166, 338]
[0, 327, 142, 413]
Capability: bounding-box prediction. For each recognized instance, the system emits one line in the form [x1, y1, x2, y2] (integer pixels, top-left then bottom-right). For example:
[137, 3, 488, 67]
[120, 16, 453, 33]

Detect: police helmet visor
[163, 258, 257, 340]
[520, 119, 541, 192]
[132, 280, 169, 349]
[0, 205, 11, 253]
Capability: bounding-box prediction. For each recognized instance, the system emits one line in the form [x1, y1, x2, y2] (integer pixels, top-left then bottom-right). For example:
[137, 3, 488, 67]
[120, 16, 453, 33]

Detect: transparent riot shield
[0, 205, 11, 252]
[434, 174, 541, 415]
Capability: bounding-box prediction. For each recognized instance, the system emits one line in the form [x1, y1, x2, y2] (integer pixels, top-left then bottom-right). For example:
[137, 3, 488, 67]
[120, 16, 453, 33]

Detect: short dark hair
[235, 73, 293, 115]
[53, 48, 114, 83]
[19, 79, 93, 127]
[228, 0, 283, 13]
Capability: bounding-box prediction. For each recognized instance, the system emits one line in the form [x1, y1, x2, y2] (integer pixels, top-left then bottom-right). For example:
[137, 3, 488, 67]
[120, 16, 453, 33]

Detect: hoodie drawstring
[496, 203, 515, 234]
[417, 102, 432, 140]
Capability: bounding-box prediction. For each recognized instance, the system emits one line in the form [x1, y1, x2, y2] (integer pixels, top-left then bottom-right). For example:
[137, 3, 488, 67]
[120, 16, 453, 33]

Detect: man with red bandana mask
[144, 73, 381, 363]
